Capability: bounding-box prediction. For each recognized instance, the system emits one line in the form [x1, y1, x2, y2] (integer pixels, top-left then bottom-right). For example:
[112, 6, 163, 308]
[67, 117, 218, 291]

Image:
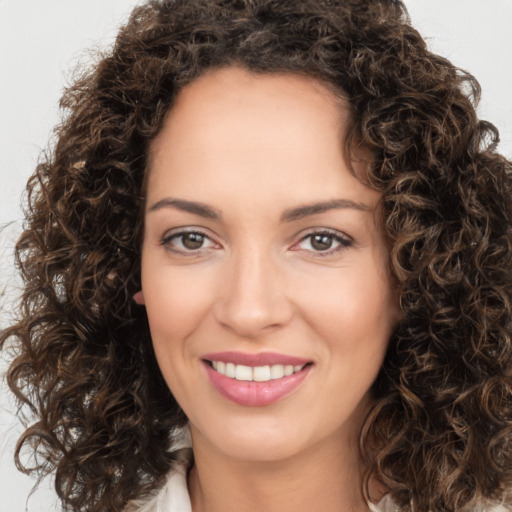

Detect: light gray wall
[1, 1, 511, 510]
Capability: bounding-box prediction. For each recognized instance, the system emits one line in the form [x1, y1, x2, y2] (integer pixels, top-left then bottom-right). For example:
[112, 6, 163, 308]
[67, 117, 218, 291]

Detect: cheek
[141, 261, 215, 349]
[296, 257, 396, 363]
[141, 263, 217, 403]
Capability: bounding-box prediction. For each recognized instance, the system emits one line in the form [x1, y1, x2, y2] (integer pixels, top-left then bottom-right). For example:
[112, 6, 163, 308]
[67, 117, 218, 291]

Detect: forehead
[145, 66, 377, 211]
[167, 66, 347, 123]
[148, 67, 349, 164]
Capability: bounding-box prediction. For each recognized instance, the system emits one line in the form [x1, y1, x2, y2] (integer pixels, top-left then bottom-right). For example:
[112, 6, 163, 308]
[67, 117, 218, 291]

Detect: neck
[188, 426, 371, 512]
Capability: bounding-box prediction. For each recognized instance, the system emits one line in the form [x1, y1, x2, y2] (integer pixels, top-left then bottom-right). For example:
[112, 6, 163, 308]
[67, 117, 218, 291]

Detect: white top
[122, 427, 507, 512]
[122, 459, 399, 512]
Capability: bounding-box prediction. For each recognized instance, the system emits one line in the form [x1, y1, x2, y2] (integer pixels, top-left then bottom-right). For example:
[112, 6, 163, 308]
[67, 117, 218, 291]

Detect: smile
[201, 352, 313, 407]
[210, 361, 306, 382]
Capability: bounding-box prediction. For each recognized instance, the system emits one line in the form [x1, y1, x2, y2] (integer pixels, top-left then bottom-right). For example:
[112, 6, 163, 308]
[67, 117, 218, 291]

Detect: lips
[202, 351, 313, 406]
[202, 351, 310, 366]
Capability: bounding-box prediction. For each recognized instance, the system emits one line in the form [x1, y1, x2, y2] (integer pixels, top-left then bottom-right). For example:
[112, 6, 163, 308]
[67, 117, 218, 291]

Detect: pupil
[183, 233, 204, 249]
[311, 234, 332, 251]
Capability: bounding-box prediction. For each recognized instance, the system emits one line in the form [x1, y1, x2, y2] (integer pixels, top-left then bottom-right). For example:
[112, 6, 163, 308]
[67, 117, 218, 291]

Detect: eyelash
[292, 229, 353, 257]
[160, 228, 353, 257]
[160, 229, 216, 256]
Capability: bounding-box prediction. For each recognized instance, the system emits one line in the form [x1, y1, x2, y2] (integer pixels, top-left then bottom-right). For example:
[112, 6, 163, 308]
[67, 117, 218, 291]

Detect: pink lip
[202, 358, 312, 407]
[202, 351, 310, 366]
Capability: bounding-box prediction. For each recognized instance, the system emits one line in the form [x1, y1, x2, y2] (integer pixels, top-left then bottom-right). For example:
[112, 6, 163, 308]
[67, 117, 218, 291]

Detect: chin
[220, 434, 306, 462]
[190, 412, 331, 464]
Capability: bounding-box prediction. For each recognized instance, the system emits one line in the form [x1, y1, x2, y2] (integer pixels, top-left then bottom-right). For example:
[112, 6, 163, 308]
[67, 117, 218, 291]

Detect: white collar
[123, 427, 506, 512]
[123, 427, 193, 512]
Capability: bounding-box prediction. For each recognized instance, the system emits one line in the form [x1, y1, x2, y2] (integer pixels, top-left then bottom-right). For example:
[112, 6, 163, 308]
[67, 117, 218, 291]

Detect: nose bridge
[214, 242, 291, 337]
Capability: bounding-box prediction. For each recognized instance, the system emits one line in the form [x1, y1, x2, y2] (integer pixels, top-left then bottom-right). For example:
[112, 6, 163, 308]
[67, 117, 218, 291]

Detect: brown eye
[161, 230, 217, 254]
[292, 230, 352, 256]
[181, 233, 205, 250]
[310, 234, 334, 251]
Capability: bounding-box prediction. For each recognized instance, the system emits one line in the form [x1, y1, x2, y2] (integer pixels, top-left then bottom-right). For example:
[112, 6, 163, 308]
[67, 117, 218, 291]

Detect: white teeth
[270, 365, 285, 379]
[225, 362, 236, 378]
[211, 361, 306, 381]
[235, 364, 253, 381]
[253, 365, 271, 382]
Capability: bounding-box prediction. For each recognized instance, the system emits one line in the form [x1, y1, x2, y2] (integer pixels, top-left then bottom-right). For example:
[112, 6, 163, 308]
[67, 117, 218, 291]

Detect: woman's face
[139, 67, 399, 463]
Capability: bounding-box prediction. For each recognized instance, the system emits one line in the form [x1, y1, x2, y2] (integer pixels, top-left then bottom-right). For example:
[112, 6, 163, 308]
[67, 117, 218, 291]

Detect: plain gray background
[1, 1, 512, 510]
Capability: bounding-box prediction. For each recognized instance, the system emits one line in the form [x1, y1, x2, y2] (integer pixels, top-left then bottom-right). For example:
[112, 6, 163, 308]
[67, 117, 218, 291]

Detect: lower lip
[203, 362, 312, 407]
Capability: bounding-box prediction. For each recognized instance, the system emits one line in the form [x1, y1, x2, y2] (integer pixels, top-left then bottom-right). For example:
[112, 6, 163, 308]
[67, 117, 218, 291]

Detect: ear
[133, 290, 145, 305]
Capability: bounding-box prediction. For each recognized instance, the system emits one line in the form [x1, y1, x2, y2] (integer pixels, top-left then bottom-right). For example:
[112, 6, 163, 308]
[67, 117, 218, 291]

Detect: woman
[1, 0, 511, 511]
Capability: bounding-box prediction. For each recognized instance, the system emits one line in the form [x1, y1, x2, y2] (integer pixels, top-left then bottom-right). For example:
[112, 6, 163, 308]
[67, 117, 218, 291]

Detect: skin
[138, 66, 400, 512]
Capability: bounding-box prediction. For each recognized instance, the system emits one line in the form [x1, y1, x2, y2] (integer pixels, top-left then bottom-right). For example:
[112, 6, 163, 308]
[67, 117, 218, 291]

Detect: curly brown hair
[2, 0, 512, 511]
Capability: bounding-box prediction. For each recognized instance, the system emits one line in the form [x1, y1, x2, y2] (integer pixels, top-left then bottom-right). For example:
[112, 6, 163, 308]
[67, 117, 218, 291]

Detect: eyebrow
[280, 199, 370, 222]
[147, 198, 222, 220]
[147, 197, 370, 222]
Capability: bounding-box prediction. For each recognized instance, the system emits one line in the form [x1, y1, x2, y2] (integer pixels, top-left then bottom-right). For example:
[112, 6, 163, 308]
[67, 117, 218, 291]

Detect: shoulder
[125, 469, 509, 512]
[369, 494, 509, 512]
[369, 494, 399, 512]
[123, 427, 193, 512]
[123, 449, 193, 512]
[123, 424, 508, 512]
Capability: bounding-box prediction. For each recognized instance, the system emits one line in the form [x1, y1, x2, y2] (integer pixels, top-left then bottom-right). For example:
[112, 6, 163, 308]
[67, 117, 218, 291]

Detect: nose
[213, 247, 294, 339]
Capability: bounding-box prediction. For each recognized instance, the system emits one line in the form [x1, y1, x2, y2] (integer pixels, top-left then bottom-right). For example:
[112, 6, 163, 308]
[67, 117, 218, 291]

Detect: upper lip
[202, 351, 311, 366]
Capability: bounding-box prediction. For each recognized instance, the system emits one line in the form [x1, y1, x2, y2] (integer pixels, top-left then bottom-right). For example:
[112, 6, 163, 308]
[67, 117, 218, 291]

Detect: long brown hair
[2, 1, 512, 511]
